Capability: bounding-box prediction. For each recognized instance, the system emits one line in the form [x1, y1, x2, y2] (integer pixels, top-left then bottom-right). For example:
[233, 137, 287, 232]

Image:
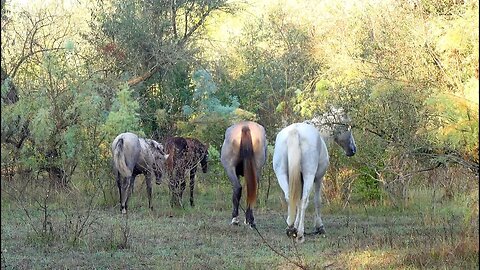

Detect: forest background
[1, 0, 478, 269]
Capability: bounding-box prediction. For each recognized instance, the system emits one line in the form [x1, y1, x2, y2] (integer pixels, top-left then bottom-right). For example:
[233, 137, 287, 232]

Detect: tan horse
[220, 121, 267, 228]
[112, 132, 169, 214]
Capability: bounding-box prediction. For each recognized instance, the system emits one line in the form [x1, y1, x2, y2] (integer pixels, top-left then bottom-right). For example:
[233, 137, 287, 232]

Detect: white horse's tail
[113, 138, 132, 177]
[287, 128, 302, 225]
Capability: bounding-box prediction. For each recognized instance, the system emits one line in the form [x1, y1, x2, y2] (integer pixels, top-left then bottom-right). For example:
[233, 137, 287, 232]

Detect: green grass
[1, 174, 479, 270]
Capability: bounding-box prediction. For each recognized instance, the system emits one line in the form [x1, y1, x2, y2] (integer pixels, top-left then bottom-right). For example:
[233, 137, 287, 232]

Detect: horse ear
[147, 140, 154, 148]
[149, 140, 161, 150]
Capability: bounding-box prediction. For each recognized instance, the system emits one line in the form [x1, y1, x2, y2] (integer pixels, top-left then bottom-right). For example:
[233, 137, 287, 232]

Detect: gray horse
[112, 132, 169, 214]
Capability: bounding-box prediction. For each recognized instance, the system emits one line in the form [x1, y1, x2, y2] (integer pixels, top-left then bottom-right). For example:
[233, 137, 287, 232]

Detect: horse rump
[113, 137, 132, 177]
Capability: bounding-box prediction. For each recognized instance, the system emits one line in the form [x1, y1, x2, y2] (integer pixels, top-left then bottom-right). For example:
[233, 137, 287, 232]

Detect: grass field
[1, 170, 478, 270]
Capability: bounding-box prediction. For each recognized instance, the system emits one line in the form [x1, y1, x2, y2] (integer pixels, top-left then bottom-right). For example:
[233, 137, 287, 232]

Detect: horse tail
[113, 138, 132, 177]
[240, 126, 257, 208]
[287, 128, 302, 223]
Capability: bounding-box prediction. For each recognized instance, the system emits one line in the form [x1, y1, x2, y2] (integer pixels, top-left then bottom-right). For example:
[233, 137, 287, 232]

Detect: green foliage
[352, 167, 383, 203]
[176, 113, 231, 150]
[183, 69, 239, 117]
[87, 0, 230, 138]
[103, 83, 142, 137]
[295, 79, 331, 117]
[205, 3, 320, 137]
[207, 144, 220, 162]
[30, 108, 55, 145]
[1, 0, 478, 227]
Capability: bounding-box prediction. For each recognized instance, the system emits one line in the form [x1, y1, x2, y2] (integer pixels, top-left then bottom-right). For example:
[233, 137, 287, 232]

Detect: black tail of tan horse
[240, 126, 257, 209]
[221, 121, 267, 227]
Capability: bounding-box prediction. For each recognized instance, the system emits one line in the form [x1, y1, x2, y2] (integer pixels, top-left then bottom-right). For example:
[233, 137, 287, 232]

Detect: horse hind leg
[126, 175, 138, 212]
[179, 170, 187, 207]
[120, 175, 134, 214]
[313, 176, 326, 235]
[295, 173, 315, 244]
[115, 171, 123, 212]
[245, 207, 255, 228]
[231, 183, 242, 225]
[226, 168, 242, 225]
[169, 170, 184, 208]
[189, 168, 197, 207]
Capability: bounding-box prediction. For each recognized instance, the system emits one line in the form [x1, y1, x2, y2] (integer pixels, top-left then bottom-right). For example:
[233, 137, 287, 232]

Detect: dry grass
[1, 173, 479, 270]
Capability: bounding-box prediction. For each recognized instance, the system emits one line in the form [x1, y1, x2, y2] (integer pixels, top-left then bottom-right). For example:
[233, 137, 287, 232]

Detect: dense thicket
[1, 0, 478, 205]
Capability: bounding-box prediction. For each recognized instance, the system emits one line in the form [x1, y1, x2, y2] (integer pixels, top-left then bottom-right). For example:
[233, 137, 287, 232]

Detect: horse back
[185, 138, 208, 162]
[165, 137, 188, 171]
[221, 121, 266, 167]
[135, 138, 158, 174]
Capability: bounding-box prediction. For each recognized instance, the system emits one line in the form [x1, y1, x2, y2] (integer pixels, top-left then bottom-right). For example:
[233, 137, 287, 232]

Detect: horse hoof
[296, 235, 305, 244]
[230, 217, 240, 226]
[314, 226, 326, 236]
[121, 208, 127, 214]
[286, 226, 297, 238]
[243, 218, 256, 229]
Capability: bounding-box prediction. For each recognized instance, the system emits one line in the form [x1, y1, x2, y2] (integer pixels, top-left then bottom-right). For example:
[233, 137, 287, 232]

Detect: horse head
[329, 108, 356, 156]
[200, 143, 209, 173]
[306, 107, 357, 157]
[333, 124, 356, 157]
[146, 139, 169, 183]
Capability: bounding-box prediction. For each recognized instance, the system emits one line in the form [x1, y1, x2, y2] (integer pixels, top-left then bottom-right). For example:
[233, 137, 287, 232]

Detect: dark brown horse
[164, 137, 209, 207]
[220, 121, 267, 228]
[112, 132, 169, 214]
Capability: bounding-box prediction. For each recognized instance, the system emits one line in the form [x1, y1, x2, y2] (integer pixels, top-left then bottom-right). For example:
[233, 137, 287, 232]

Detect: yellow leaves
[433, 7, 478, 75]
[464, 77, 479, 105]
[232, 108, 257, 122]
[369, 81, 391, 100]
[436, 25, 466, 54]
[426, 90, 479, 160]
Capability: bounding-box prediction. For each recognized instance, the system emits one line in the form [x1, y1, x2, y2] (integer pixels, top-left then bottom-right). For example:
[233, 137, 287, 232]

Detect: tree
[87, 0, 233, 138]
[205, 2, 320, 138]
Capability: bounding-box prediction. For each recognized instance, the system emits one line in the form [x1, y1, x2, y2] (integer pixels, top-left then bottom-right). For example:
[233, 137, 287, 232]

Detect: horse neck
[320, 133, 335, 150]
[318, 126, 335, 145]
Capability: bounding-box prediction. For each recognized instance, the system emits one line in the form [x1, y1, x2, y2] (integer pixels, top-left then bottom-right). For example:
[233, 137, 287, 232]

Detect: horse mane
[240, 126, 257, 208]
[305, 107, 351, 139]
[287, 128, 302, 222]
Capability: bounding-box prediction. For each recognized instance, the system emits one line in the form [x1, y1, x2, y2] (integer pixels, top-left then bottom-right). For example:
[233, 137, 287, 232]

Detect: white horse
[273, 110, 356, 243]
